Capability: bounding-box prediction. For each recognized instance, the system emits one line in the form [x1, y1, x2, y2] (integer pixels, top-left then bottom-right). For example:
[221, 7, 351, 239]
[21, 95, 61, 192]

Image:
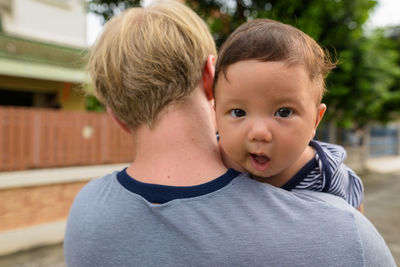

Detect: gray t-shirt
[64, 170, 395, 267]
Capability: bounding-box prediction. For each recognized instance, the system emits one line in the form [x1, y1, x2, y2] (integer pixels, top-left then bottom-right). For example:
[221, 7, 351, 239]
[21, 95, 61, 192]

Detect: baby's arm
[310, 141, 365, 212]
[358, 204, 364, 213]
[343, 164, 365, 213]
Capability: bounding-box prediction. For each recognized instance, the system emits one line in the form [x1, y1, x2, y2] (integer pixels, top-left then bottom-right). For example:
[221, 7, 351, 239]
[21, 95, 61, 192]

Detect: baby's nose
[247, 120, 272, 142]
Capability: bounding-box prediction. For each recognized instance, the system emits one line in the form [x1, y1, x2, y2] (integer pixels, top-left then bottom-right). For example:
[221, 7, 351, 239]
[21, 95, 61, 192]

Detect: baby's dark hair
[213, 19, 336, 103]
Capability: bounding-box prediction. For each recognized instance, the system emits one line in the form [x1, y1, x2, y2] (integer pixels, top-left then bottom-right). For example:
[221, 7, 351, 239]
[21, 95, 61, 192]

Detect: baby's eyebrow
[271, 93, 304, 103]
[219, 98, 245, 106]
[216, 93, 242, 101]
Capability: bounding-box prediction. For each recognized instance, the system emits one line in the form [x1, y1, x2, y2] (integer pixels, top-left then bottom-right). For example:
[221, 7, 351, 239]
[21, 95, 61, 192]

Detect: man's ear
[312, 103, 326, 138]
[106, 106, 131, 134]
[202, 55, 215, 100]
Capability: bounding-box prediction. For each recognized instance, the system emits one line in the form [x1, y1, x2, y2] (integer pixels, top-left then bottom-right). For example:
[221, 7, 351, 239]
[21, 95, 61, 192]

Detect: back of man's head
[88, 0, 216, 129]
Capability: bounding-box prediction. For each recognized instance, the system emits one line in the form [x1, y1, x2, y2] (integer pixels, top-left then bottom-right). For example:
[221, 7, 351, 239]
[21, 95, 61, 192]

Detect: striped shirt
[282, 140, 364, 208]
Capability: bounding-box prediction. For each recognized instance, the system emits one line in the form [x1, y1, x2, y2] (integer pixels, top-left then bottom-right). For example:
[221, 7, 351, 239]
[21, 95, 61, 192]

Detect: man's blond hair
[88, 0, 216, 129]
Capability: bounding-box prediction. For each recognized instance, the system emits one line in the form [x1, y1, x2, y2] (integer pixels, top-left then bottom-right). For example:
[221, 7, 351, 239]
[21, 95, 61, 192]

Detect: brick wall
[0, 181, 86, 232]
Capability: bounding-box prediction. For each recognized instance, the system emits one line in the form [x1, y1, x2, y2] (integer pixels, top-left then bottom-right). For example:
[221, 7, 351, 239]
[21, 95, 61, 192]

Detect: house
[0, 0, 134, 256]
[0, 0, 88, 110]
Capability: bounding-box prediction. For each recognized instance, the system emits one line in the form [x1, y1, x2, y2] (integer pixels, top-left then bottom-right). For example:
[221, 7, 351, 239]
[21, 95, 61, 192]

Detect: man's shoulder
[68, 171, 122, 217]
[221, 180, 396, 265]
[65, 170, 132, 240]
[291, 189, 354, 210]
[290, 190, 395, 266]
[76, 171, 118, 197]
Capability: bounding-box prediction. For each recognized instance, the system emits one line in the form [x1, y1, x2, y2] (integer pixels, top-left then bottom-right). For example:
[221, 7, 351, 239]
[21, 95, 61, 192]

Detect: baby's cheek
[219, 141, 246, 172]
[221, 143, 245, 172]
[223, 152, 246, 172]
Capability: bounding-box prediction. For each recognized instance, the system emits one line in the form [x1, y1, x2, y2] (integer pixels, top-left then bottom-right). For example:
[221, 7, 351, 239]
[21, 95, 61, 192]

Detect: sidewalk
[0, 163, 129, 189]
[365, 156, 400, 174]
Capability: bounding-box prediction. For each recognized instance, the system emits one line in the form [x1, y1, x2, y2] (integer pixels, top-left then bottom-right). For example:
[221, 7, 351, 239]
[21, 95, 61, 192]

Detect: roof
[0, 32, 87, 68]
[0, 32, 88, 83]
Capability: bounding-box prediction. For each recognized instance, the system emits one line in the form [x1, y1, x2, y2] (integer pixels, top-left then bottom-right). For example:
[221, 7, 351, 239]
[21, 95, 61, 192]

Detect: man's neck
[127, 89, 227, 186]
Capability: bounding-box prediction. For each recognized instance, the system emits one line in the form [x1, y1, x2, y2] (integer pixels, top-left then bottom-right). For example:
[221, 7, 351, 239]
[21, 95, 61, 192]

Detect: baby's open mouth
[250, 154, 270, 171]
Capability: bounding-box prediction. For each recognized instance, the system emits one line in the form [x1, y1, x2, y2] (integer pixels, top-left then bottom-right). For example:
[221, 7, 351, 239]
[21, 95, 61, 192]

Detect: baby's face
[214, 60, 324, 182]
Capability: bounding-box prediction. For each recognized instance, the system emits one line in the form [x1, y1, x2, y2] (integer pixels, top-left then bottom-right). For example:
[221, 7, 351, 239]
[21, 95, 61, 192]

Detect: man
[64, 1, 395, 266]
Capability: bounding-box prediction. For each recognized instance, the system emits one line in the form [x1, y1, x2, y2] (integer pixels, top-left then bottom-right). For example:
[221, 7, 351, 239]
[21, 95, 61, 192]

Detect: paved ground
[0, 171, 399, 266]
[0, 243, 65, 267]
[362, 171, 400, 265]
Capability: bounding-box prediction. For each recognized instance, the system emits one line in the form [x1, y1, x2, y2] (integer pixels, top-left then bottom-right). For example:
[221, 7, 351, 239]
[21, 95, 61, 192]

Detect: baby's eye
[230, 109, 246, 118]
[275, 108, 293, 118]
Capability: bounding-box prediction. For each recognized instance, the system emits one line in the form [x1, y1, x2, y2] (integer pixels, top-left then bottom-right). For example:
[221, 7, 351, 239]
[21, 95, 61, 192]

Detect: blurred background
[0, 0, 399, 266]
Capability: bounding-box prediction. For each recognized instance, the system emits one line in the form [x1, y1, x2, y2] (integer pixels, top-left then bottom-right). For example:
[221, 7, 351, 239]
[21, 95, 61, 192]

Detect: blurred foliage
[86, 94, 105, 112]
[87, 0, 400, 129]
[324, 27, 400, 128]
[380, 26, 400, 123]
[87, 0, 140, 24]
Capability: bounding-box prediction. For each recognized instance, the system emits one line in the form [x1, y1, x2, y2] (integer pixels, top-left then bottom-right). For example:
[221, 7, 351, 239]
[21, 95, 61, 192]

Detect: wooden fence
[0, 106, 134, 171]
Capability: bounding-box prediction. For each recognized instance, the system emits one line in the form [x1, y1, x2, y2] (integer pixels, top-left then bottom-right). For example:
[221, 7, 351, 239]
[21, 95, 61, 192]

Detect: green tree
[87, 0, 140, 23]
[379, 26, 400, 122]
[324, 28, 400, 128]
[87, 0, 400, 129]
[88, 0, 375, 48]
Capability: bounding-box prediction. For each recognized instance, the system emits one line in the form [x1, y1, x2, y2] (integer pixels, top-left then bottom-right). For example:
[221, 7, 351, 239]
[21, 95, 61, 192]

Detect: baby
[213, 18, 364, 211]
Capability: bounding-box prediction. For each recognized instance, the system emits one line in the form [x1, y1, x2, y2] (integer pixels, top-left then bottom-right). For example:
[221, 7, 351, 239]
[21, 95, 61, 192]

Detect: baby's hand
[219, 142, 245, 172]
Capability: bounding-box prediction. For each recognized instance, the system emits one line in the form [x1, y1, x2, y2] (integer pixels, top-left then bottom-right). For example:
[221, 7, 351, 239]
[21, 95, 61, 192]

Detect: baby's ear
[202, 55, 215, 100]
[106, 107, 131, 134]
[312, 104, 326, 138]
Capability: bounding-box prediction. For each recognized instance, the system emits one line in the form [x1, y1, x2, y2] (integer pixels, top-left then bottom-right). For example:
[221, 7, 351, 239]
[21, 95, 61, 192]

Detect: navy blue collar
[281, 157, 318, 191]
[281, 140, 331, 191]
[117, 168, 241, 204]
